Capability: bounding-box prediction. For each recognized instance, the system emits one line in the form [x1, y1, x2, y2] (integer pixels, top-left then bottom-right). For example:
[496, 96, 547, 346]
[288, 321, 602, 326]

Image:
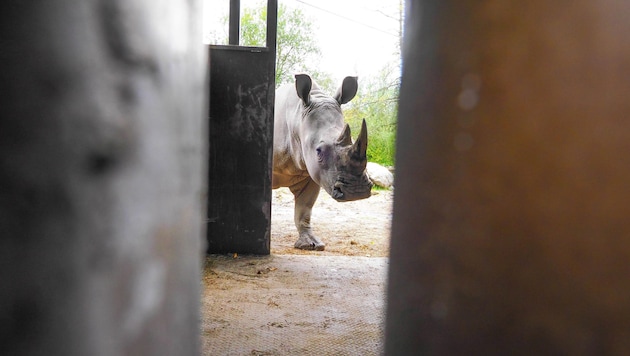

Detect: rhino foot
[294, 233, 325, 251]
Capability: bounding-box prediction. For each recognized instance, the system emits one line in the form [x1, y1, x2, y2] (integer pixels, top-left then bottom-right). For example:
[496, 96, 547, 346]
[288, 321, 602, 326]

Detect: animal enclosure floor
[270, 188, 393, 257]
[201, 187, 392, 355]
[201, 254, 388, 355]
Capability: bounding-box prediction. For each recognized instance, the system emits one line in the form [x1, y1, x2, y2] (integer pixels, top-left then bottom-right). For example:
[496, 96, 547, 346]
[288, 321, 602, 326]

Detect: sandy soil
[201, 254, 387, 355]
[200, 188, 393, 355]
[270, 187, 393, 257]
[201, 187, 392, 355]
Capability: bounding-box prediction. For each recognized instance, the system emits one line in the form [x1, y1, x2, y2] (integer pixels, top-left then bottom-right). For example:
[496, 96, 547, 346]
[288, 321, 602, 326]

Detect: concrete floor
[201, 254, 388, 355]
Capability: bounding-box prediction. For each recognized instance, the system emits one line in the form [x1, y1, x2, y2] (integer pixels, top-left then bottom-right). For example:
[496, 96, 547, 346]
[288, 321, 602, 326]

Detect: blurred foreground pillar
[0, 1, 206, 355]
[386, 1, 630, 354]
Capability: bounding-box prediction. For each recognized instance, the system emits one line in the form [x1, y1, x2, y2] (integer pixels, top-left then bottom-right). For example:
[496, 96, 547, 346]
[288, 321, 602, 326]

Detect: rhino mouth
[330, 179, 372, 202]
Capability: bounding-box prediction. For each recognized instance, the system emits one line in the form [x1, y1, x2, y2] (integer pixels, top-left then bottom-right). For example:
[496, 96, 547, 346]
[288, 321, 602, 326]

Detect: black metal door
[206, 0, 277, 254]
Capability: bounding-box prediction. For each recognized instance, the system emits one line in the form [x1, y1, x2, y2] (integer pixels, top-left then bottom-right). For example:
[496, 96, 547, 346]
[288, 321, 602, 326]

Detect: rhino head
[295, 74, 373, 202]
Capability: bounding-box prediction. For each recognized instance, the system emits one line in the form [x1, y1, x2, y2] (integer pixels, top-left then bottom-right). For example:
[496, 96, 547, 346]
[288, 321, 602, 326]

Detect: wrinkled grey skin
[272, 74, 372, 250]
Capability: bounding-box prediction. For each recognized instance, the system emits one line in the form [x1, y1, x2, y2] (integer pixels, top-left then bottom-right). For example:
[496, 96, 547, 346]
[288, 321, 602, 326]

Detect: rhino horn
[337, 124, 353, 146]
[351, 119, 368, 161]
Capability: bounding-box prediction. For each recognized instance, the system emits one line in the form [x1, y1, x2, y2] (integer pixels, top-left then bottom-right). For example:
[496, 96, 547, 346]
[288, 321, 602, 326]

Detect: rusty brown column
[0, 1, 206, 355]
[386, 0, 630, 354]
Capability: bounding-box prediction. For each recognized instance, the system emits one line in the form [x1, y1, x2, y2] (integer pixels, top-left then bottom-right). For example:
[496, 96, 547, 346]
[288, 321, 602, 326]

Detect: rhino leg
[289, 177, 325, 251]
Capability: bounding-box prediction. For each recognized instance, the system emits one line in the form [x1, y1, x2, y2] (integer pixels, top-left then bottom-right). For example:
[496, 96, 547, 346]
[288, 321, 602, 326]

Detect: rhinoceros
[272, 74, 373, 250]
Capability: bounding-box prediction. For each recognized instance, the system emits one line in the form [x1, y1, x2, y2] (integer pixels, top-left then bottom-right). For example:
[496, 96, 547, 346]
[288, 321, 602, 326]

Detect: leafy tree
[238, 2, 332, 88]
[345, 64, 399, 167]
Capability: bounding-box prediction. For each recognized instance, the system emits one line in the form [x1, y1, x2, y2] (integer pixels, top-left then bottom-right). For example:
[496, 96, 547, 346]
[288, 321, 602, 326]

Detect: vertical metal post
[266, 0, 278, 85]
[266, 0, 277, 50]
[229, 0, 240, 45]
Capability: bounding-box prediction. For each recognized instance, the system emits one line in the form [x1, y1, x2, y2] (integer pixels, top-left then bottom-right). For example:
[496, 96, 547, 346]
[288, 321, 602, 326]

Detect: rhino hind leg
[290, 177, 325, 251]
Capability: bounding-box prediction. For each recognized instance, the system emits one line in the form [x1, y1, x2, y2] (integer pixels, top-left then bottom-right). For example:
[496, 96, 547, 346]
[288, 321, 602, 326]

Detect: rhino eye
[316, 147, 323, 162]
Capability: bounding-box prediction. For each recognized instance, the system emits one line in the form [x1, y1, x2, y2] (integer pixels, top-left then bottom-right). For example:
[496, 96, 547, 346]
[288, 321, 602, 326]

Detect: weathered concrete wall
[0, 1, 206, 355]
[386, 1, 630, 354]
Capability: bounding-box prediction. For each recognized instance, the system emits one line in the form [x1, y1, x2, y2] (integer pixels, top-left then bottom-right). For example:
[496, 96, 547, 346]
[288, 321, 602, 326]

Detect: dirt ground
[201, 254, 388, 355]
[201, 187, 393, 355]
[270, 187, 393, 257]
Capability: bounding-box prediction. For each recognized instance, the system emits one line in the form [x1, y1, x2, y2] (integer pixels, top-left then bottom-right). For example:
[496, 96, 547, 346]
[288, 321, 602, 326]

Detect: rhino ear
[351, 119, 368, 161]
[295, 74, 312, 106]
[334, 76, 358, 105]
[337, 124, 353, 146]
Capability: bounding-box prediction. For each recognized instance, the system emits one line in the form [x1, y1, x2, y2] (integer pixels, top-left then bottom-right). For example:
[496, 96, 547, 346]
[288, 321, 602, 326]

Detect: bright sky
[202, 0, 402, 84]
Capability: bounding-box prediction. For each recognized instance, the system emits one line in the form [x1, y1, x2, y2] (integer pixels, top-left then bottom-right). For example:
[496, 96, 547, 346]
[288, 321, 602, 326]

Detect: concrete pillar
[0, 1, 206, 355]
[386, 1, 630, 354]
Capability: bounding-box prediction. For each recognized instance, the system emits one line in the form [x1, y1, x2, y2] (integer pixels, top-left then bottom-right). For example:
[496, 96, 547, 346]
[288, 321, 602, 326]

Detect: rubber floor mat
[201, 254, 387, 355]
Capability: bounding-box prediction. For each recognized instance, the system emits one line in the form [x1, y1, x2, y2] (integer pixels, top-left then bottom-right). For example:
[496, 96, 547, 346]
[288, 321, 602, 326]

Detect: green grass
[346, 117, 396, 167]
[367, 129, 396, 167]
[371, 185, 391, 192]
[343, 68, 399, 168]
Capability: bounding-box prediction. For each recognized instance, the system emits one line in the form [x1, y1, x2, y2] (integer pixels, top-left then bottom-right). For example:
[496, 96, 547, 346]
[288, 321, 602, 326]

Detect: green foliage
[238, 2, 331, 87]
[344, 64, 399, 167]
[239, 7, 266, 46]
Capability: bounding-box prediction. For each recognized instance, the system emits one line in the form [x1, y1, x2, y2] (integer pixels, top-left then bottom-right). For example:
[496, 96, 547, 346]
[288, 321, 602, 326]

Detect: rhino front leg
[289, 177, 325, 251]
